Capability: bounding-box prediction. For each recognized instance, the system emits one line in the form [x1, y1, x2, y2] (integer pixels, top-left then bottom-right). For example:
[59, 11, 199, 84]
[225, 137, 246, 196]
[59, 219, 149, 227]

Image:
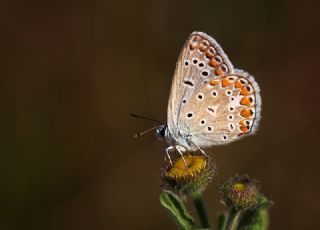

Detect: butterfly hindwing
[179, 71, 261, 147]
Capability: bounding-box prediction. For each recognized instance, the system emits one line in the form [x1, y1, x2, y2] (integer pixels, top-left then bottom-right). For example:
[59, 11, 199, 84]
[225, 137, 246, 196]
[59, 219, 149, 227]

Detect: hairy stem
[192, 192, 211, 229]
[226, 208, 241, 230]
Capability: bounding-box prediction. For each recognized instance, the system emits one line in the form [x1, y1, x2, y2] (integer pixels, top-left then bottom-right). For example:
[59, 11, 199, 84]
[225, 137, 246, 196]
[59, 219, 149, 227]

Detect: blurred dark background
[1, 0, 319, 229]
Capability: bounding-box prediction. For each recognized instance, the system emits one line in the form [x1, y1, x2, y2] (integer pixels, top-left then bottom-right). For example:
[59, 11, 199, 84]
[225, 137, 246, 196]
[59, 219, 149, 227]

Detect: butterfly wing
[167, 32, 235, 136]
[179, 70, 261, 148]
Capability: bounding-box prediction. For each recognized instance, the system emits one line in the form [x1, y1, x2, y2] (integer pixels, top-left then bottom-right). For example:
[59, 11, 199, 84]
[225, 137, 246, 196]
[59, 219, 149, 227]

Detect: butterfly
[155, 32, 261, 163]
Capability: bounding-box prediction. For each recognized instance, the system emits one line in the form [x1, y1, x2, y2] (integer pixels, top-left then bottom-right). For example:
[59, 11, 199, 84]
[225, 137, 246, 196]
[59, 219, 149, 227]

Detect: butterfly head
[155, 124, 167, 140]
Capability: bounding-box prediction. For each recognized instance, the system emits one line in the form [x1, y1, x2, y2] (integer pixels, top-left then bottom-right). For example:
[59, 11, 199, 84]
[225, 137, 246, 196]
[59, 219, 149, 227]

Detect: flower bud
[219, 174, 260, 210]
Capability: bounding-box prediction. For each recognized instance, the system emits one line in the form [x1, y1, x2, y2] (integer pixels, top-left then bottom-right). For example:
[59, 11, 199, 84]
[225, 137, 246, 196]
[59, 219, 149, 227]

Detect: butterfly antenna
[130, 113, 163, 124]
[133, 126, 161, 138]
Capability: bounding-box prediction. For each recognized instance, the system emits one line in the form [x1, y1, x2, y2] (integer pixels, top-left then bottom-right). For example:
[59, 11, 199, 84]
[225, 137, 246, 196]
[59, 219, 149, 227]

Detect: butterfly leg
[176, 145, 187, 167]
[189, 139, 208, 157]
[165, 146, 174, 166]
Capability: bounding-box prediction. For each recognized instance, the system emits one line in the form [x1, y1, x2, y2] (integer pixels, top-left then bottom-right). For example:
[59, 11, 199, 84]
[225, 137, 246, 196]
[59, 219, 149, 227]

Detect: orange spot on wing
[209, 59, 219, 67]
[239, 121, 249, 133]
[205, 50, 214, 58]
[215, 68, 223, 76]
[222, 78, 232, 87]
[240, 109, 251, 118]
[235, 81, 243, 88]
[240, 86, 250, 96]
[240, 97, 251, 106]
[199, 44, 206, 52]
[210, 80, 218, 86]
[189, 41, 199, 50]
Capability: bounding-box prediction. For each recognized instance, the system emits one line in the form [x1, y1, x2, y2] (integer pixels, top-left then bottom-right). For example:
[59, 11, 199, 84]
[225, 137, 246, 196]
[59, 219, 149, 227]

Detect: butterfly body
[160, 32, 261, 156]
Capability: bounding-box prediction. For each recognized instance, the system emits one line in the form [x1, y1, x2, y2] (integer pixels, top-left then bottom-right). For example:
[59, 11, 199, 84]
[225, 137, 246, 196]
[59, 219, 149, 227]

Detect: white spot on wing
[206, 105, 219, 116]
[197, 61, 205, 69]
[206, 126, 213, 132]
[225, 90, 232, 96]
[197, 93, 204, 101]
[199, 119, 206, 126]
[186, 112, 194, 119]
[228, 114, 234, 121]
[211, 90, 218, 97]
[192, 57, 199, 65]
[228, 123, 235, 131]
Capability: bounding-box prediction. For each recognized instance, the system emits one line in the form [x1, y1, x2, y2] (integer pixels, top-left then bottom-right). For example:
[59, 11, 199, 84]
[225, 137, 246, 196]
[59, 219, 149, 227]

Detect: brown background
[1, 0, 319, 229]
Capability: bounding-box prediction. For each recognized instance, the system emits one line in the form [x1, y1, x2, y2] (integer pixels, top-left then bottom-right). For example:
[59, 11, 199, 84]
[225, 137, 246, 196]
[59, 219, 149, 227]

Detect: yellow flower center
[233, 182, 245, 191]
[167, 155, 207, 179]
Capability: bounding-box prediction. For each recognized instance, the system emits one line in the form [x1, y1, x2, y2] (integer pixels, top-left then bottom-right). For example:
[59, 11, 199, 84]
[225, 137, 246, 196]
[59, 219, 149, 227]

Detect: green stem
[226, 208, 241, 230]
[192, 192, 211, 229]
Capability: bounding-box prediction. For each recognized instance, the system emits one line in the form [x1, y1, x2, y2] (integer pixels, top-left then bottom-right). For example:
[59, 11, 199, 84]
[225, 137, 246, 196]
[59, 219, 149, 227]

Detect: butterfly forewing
[167, 32, 235, 134]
